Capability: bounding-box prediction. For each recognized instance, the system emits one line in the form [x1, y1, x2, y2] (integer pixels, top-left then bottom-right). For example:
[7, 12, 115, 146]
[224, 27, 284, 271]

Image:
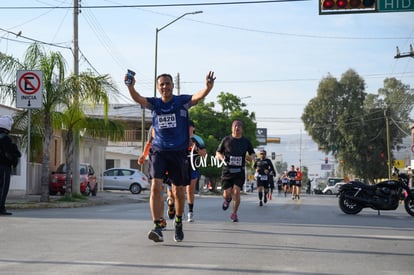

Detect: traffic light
[319, 0, 377, 14]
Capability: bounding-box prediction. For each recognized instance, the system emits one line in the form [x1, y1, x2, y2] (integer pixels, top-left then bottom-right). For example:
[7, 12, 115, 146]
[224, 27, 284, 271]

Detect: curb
[6, 192, 149, 210]
[5, 190, 222, 210]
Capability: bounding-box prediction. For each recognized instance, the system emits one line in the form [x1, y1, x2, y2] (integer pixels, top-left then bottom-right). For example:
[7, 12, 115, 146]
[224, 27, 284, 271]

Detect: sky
[0, 0, 413, 138]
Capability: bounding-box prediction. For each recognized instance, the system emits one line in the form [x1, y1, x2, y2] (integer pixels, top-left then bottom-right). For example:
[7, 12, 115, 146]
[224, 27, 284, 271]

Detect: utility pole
[73, 0, 79, 77]
[72, 0, 80, 195]
[175, 73, 180, 95]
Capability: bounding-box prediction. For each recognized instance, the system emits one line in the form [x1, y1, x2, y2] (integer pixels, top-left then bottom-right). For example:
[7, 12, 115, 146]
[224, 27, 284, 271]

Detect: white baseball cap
[0, 115, 13, 131]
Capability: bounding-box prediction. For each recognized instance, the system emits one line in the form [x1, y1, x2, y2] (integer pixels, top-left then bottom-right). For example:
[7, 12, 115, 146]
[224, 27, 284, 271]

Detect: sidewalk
[5, 190, 149, 210]
[6, 188, 223, 210]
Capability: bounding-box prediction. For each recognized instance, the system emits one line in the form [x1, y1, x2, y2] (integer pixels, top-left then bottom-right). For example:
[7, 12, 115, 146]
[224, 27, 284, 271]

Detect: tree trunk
[65, 129, 74, 197]
[40, 111, 51, 202]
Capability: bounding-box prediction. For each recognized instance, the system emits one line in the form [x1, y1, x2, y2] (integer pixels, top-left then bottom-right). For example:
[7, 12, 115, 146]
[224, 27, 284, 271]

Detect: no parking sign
[16, 70, 43, 109]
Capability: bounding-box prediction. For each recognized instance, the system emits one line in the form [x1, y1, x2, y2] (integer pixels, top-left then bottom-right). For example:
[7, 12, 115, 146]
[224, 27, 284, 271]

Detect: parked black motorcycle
[337, 167, 414, 217]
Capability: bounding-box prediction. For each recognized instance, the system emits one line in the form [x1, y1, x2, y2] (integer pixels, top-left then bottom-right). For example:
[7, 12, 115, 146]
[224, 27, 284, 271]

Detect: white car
[322, 182, 345, 195]
[103, 168, 150, 194]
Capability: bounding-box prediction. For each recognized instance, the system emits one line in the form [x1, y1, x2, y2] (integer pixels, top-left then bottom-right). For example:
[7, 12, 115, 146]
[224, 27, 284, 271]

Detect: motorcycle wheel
[404, 196, 414, 217]
[338, 191, 363, 215]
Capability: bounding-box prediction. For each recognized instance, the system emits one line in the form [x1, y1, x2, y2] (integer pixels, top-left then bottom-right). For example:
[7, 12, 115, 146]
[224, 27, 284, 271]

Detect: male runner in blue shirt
[126, 71, 215, 242]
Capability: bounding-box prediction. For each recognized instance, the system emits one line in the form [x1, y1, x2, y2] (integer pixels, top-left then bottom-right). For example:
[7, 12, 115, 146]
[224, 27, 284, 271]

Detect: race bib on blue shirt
[158, 114, 176, 129]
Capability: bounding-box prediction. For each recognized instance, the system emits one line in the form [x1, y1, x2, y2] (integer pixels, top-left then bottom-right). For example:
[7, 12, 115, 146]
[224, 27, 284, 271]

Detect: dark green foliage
[189, 92, 257, 187]
[302, 69, 413, 182]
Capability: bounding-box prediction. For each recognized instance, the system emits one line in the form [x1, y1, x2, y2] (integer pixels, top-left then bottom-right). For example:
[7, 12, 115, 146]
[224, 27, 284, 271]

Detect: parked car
[322, 182, 345, 195]
[103, 168, 150, 194]
[49, 163, 98, 196]
[326, 177, 344, 187]
[313, 187, 323, 194]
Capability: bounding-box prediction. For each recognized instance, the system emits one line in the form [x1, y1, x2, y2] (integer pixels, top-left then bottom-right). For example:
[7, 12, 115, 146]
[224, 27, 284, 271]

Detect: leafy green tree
[302, 69, 413, 182]
[189, 92, 257, 190]
[217, 92, 257, 143]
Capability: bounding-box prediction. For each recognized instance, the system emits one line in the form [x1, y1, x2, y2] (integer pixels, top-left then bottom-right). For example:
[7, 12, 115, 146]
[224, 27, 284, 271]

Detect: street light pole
[153, 11, 203, 97]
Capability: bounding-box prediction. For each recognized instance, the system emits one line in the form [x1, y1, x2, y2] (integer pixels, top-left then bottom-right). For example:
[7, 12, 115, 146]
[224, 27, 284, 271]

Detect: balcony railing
[107, 129, 146, 147]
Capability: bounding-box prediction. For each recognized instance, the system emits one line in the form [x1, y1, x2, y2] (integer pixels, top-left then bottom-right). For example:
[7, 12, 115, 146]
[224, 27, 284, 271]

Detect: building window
[130, 159, 138, 170]
[106, 159, 115, 170]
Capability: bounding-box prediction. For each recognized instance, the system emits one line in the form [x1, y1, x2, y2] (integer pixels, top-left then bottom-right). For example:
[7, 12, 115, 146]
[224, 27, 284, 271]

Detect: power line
[2, 1, 412, 40]
[191, 18, 414, 41]
[1, 2, 412, 91]
[5, 0, 69, 31]
[0, 27, 71, 50]
[78, 48, 101, 74]
[3, 26, 410, 90]
[0, 0, 310, 9]
[181, 72, 414, 85]
[79, 1, 153, 92]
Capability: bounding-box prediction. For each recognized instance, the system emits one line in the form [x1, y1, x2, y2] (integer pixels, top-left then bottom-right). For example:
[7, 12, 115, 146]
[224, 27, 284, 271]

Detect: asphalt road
[1, 192, 414, 275]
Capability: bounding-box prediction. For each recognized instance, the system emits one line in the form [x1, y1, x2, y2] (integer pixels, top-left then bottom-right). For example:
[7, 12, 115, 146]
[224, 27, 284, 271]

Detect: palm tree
[55, 72, 124, 196]
[0, 43, 124, 201]
[1, 43, 67, 202]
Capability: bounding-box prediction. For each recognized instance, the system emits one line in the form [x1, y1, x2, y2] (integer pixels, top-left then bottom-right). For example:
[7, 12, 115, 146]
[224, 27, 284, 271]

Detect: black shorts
[149, 149, 189, 186]
[256, 174, 269, 188]
[221, 172, 245, 190]
[257, 179, 269, 188]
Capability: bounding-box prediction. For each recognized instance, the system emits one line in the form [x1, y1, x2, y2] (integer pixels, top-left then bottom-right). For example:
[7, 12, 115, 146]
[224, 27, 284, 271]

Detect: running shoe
[148, 227, 164, 243]
[230, 213, 239, 222]
[187, 212, 194, 222]
[159, 218, 167, 230]
[167, 197, 176, 219]
[174, 221, 184, 242]
[259, 200, 263, 207]
[222, 199, 231, 211]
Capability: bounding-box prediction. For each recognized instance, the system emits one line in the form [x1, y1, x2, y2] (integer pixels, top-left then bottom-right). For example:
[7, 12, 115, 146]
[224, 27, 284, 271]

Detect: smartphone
[125, 69, 136, 86]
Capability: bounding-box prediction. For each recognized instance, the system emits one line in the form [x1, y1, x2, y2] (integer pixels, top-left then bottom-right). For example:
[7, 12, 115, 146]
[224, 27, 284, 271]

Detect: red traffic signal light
[323, 0, 334, 9]
[336, 0, 348, 9]
[320, 0, 376, 14]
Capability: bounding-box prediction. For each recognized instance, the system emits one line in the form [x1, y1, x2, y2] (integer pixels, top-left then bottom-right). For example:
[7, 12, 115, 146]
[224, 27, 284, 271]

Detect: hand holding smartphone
[125, 69, 136, 86]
